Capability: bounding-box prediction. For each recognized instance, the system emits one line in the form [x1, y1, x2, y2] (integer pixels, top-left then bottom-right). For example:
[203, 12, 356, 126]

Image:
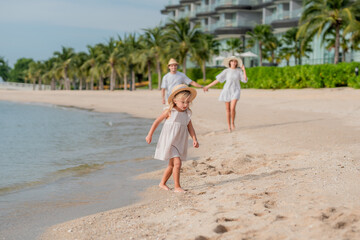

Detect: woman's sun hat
[222, 56, 243, 68]
[168, 84, 197, 104]
[168, 58, 179, 66]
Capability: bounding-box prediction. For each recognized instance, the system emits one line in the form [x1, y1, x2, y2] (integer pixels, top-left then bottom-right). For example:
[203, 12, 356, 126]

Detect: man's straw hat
[168, 84, 197, 104]
[222, 56, 243, 68]
[168, 58, 179, 66]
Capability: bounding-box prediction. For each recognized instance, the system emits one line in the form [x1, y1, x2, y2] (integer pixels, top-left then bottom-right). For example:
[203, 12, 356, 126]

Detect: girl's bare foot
[231, 124, 235, 130]
[228, 127, 232, 133]
[174, 187, 185, 193]
[159, 183, 170, 191]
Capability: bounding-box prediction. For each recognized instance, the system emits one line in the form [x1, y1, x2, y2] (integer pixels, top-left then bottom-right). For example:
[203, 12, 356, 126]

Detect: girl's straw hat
[168, 58, 179, 66]
[222, 56, 243, 68]
[168, 84, 197, 104]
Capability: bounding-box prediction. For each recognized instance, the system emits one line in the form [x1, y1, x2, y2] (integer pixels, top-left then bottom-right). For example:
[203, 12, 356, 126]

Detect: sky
[0, 0, 167, 66]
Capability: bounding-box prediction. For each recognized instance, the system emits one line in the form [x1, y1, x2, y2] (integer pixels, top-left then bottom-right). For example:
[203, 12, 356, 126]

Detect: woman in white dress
[203, 56, 248, 132]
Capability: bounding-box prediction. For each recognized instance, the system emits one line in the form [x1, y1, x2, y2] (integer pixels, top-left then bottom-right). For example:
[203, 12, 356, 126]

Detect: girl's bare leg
[159, 158, 174, 191]
[172, 157, 184, 192]
[225, 102, 231, 132]
[230, 99, 238, 130]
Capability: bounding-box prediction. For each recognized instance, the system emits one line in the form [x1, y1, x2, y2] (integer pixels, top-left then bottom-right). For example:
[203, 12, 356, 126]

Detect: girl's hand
[193, 140, 199, 148]
[203, 86, 209, 92]
[145, 135, 152, 144]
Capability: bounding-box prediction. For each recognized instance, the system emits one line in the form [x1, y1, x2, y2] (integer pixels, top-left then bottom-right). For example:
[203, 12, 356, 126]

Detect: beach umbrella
[214, 56, 225, 61]
[239, 51, 258, 58]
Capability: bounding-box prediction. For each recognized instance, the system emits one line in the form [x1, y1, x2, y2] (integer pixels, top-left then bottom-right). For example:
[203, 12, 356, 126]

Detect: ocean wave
[0, 163, 107, 196]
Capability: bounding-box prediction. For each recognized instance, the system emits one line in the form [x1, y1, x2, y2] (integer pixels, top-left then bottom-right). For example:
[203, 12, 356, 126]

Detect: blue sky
[0, 0, 166, 66]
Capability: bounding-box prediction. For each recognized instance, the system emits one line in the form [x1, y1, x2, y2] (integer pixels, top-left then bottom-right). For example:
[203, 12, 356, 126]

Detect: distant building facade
[161, 0, 360, 67]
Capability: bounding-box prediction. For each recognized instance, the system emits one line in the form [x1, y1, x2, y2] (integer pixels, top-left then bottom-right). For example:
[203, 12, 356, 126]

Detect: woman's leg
[172, 157, 184, 192]
[159, 158, 174, 190]
[225, 102, 231, 132]
[230, 99, 238, 130]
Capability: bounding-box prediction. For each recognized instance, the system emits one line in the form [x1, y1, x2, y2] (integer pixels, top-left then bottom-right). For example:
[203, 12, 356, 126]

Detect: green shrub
[147, 63, 360, 89]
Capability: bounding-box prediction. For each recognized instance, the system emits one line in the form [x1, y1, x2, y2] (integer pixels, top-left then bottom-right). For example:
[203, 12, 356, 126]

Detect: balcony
[216, 0, 261, 7]
[196, 4, 217, 16]
[209, 19, 255, 34]
[264, 8, 302, 24]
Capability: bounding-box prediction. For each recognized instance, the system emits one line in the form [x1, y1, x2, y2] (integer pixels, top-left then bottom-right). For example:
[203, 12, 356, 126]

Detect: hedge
[149, 62, 360, 89]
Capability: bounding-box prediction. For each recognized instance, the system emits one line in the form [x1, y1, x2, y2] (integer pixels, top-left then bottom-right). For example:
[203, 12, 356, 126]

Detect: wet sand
[1, 88, 360, 240]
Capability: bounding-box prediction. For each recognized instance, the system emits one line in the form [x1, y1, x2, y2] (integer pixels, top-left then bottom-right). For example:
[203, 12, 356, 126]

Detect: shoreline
[1, 88, 360, 239]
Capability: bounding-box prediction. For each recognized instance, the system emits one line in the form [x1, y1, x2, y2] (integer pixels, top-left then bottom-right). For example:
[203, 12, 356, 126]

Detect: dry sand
[1, 88, 360, 240]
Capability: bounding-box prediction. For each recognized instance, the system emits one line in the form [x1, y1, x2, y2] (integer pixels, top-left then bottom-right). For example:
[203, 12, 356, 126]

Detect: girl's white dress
[216, 68, 247, 102]
[154, 108, 191, 161]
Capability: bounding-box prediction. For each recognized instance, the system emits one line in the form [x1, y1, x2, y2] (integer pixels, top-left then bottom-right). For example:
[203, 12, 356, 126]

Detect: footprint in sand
[213, 224, 228, 234]
[195, 236, 209, 240]
[264, 200, 276, 209]
[216, 217, 237, 223]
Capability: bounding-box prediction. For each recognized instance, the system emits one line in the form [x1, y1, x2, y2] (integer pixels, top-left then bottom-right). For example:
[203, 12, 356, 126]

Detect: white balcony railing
[264, 8, 303, 24]
[216, 0, 261, 6]
[196, 4, 216, 14]
[209, 18, 256, 32]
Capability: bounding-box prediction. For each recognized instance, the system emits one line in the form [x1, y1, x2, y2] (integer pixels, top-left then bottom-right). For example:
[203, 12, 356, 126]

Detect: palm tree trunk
[259, 43, 263, 66]
[79, 77, 83, 91]
[33, 78, 36, 91]
[147, 61, 152, 90]
[51, 78, 56, 90]
[202, 61, 206, 81]
[110, 67, 116, 91]
[182, 58, 187, 74]
[131, 70, 135, 91]
[334, 25, 340, 64]
[124, 73, 128, 91]
[90, 75, 94, 90]
[38, 77, 42, 90]
[99, 76, 104, 90]
[72, 79, 76, 90]
[156, 60, 162, 90]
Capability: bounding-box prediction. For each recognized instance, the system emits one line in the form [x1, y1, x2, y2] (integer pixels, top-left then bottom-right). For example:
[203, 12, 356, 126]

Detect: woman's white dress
[154, 108, 191, 161]
[216, 68, 247, 102]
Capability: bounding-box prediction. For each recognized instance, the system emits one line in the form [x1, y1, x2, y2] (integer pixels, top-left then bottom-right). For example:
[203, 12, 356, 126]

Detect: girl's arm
[187, 120, 199, 148]
[146, 110, 168, 144]
[203, 80, 220, 92]
[241, 65, 248, 83]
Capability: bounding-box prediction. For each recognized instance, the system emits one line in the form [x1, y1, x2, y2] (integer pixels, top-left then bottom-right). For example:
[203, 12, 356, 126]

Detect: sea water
[0, 101, 163, 240]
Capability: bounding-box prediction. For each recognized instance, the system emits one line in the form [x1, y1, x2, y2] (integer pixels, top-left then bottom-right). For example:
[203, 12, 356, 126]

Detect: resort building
[161, 0, 360, 67]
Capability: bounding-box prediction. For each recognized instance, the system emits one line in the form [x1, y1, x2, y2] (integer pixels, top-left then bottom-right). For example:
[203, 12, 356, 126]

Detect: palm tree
[0, 57, 11, 81]
[73, 52, 88, 90]
[298, 0, 355, 64]
[224, 38, 243, 56]
[263, 34, 281, 64]
[344, 2, 360, 51]
[143, 27, 167, 89]
[97, 38, 122, 91]
[166, 18, 201, 74]
[53, 46, 75, 90]
[280, 27, 313, 65]
[82, 45, 99, 90]
[191, 34, 220, 81]
[123, 33, 140, 91]
[42, 57, 58, 90]
[137, 36, 155, 90]
[247, 24, 273, 66]
[28, 61, 43, 90]
[324, 28, 351, 62]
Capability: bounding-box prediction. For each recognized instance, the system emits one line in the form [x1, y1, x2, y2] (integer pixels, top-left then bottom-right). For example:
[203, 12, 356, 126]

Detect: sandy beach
[1, 88, 360, 240]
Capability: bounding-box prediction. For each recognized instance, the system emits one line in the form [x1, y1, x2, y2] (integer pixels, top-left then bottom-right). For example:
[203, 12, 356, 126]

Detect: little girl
[146, 84, 199, 193]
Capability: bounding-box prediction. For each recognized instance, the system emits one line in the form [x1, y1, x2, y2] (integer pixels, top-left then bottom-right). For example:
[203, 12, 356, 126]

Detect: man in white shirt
[161, 58, 203, 104]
